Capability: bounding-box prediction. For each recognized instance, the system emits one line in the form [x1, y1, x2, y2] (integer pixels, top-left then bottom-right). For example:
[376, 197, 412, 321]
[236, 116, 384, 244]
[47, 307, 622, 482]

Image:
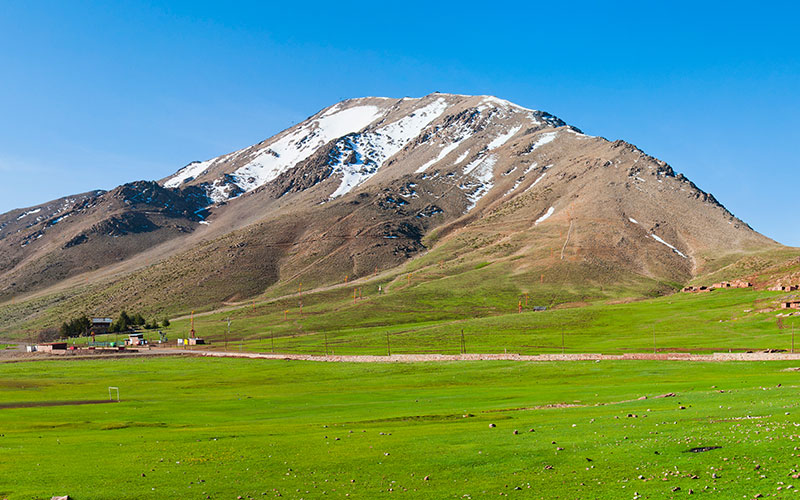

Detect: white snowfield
[525, 131, 558, 153]
[650, 233, 688, 258]
[161, 95, 568, 208]
[164, 159, 214, 189]
[462, 154, 497, 211]
[415, 141, 461, 173]
[329, 98, 448, 198]
[535, 206, 554, 225]
[164, 104, 386, 198]
[486, 125, 521, 151]
[16, 208, 42, 220]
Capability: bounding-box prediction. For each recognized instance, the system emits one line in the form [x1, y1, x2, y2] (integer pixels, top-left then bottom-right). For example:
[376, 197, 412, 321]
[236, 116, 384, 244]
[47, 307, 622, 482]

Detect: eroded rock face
[0, 93, 780, 326]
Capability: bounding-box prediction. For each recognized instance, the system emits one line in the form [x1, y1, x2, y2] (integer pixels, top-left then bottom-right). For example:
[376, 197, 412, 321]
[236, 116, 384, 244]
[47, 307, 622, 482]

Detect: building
[90, 317, 113, 335]
[125, 333, 146, 346]
[36, 342, 68, 353]
[781, 301, 800, 310]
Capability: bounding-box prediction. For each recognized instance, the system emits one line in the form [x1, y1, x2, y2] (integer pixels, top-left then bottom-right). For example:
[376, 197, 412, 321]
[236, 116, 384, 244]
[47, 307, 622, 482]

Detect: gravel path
[162, 349, 800, 363]
[7, 347, 800, 363]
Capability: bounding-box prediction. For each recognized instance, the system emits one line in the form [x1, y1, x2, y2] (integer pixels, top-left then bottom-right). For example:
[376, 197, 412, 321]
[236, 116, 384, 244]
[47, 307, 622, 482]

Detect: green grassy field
[75, 287, 800, 356]
[2, 357, 800, 499]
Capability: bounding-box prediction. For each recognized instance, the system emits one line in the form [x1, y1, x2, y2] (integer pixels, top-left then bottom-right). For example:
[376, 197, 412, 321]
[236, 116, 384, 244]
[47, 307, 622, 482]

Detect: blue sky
[0, 1, 797, 245]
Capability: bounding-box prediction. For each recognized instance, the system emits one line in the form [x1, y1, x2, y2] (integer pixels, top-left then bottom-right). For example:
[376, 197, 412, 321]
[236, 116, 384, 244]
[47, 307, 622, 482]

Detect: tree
[162, 318, 170, 328]
[58, 315, 90, 337]
[113, 311, 131, 332]
[132, 313, 146, 326]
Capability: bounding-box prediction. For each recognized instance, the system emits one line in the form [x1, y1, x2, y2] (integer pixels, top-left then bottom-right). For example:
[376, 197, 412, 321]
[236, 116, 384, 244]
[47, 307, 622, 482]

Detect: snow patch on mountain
[415, 141, 461, 173]
[487, 126, 522, 151]
[165, 105, 387, 200]
[16, 208, 42, 220]
[329, 98, 449, 198]
[651, 234, 687, 258]
[535, 207, 554, 225]
[460, 155, 497, 211]
[165, 159, 214, 189]
[525, 131, 558, 153]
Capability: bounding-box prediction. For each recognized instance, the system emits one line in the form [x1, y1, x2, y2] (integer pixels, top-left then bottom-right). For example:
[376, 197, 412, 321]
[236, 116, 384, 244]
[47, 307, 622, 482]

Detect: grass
[73, 287, 800, 356]
[1, 357, 800, 499]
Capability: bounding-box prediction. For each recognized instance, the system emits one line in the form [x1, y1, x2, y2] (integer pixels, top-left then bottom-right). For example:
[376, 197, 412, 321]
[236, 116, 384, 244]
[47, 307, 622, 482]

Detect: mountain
[0, 93, 782, 334]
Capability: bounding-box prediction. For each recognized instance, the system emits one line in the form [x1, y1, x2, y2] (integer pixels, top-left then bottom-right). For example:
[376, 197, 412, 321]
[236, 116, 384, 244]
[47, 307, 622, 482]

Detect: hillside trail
[170, 264, 409, 321]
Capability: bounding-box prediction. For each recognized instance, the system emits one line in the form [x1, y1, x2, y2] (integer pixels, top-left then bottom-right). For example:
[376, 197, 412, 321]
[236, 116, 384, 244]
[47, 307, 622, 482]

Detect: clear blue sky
[0, 1, 797, 245]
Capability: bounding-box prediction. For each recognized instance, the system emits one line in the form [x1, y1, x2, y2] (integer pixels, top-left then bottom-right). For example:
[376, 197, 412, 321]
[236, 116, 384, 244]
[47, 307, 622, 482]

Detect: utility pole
[225, 317, 231, 351]
[386, 332, 391, 356]
[271, 331, 275, 353]
[324, 331, 329, 356]
[653, 326, 656, 354]
[461, 329, 466, 354]
[561, 325, 565, 354]
[793, 323, 795, 354]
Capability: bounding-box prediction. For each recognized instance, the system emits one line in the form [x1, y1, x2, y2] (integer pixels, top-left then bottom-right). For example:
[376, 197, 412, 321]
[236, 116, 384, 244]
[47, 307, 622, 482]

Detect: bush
[37, 328, 61, 343]
[162, 318, 170, 328]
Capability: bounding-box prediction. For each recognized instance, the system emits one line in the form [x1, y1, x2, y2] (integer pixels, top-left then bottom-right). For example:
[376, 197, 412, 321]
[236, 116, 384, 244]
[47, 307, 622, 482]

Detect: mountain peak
[161, 93, 573, 205]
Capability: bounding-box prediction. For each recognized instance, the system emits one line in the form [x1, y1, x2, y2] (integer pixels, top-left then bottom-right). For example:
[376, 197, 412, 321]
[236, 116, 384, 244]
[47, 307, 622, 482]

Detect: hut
[90, 317, 113, 335]
[125, 333, 146, 346]
[36, 342, 67, 353]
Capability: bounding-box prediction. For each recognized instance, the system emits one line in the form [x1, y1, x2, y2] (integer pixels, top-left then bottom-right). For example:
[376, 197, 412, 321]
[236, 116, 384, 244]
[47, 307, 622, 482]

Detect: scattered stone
[424, 476, 429, 481]
[51, 497, 69, 500]
[556, 447, 564, 451]
[679, 406, 687, 410]
[672, 487, 681, 492]
[687, 446, 722, 453]
[489, 424, 496, 428]
[528, 428, 535, 433]
[512, 430, 519, 435]
[544, 465, 553, 470]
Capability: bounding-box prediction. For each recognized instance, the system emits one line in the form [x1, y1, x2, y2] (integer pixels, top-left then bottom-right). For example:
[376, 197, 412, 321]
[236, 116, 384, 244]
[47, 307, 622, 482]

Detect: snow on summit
[164, 104, 387, 200]
[160, 93, 570, 206]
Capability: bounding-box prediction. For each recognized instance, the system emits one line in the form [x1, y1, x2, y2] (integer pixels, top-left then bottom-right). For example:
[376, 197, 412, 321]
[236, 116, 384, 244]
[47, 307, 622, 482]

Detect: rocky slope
[0, 93, 780, 332]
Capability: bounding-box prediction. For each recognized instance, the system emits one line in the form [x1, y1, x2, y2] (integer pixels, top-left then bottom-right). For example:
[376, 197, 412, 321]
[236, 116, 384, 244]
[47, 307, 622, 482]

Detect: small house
[781, 301, 800, 310]
[126, 333, 146, 346]
[36, 342, 67, 353]
[90, 317, 113, 335]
